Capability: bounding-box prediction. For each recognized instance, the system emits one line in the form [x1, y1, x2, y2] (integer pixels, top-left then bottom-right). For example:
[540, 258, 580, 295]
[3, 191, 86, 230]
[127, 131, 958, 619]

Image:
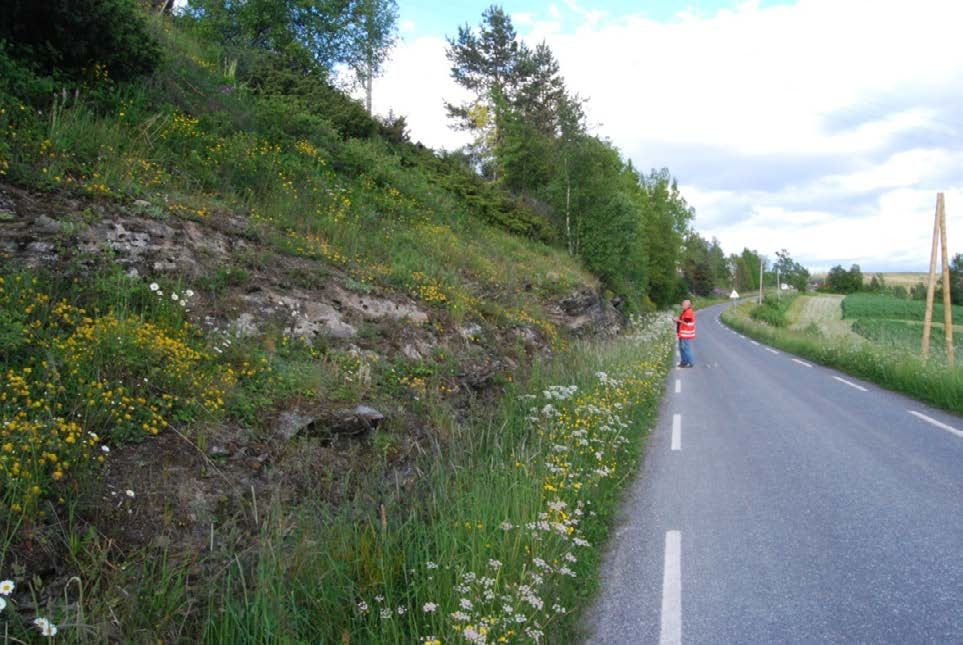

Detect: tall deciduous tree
[344, 0, 398, 113]
[188, 0, 397, 87]
[639, 168, 693, 306]
[773, 248, 810, 291]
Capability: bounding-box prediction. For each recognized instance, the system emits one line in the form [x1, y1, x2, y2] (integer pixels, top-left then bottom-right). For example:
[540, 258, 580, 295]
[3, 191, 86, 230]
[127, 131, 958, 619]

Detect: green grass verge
[722, 302, 963, 415]
[200, 314, 676, 643]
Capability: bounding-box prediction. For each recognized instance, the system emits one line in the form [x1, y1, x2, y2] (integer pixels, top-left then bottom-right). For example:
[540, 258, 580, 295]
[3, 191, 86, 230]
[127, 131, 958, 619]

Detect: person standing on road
[675, 299, 696, 367]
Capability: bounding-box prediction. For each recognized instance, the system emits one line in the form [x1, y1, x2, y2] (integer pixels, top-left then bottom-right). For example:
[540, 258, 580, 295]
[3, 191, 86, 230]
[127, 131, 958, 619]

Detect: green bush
[0, 0, 161, 80]
[750, 296, 791, 327]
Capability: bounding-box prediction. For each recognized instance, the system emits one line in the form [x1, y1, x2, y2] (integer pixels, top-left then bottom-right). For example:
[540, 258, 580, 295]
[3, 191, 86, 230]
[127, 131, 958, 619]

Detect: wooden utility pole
[939, 195, 954, 365]
[921, 193, 954, 364]
[758, 259, 764, 304]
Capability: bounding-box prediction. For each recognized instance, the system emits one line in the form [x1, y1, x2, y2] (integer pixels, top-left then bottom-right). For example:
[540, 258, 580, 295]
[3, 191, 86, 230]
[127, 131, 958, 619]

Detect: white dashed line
[675, 379, 681, 394]
[660, 531, 682, 645]
[792, 359, 813, 368]
[765, 348, 779, 354]
[907, 410, 963, 439]
[833, 376, 868, 392]
[671, 414, 681, 451]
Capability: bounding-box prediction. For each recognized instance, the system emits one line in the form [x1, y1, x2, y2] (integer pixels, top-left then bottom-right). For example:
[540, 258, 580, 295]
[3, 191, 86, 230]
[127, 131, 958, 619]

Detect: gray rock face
[333, 286, 428, 324]
[275, 410, 317, 441]
[236, 290, 358, 340]
[549, 287, 622, 337]
[0, 190, 16, 220]
[331, 405, 384, 435]
[274, 405, 385, 440]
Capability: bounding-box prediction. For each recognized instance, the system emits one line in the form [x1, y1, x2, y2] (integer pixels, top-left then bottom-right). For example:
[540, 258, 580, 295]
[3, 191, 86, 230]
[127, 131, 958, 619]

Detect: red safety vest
[677, 308, 696, 339]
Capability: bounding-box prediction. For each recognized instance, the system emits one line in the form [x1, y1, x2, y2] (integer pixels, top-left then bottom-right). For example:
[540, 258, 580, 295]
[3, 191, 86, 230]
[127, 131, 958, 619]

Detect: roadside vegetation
[0, 1, 695, 641]
[722, 293, 963, 415]
[204, 315, 675, 643]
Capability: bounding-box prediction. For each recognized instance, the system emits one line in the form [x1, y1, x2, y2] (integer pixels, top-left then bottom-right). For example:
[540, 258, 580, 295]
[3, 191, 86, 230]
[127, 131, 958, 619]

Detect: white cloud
[374, 0, 963, 270]
[369, 36, 472, 150]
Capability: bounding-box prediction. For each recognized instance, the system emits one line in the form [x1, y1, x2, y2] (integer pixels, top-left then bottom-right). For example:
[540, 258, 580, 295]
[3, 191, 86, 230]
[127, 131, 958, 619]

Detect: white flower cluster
[0, 579, 58, 637]
[542, 385, 577, 400]
[149, 281, 195, 309]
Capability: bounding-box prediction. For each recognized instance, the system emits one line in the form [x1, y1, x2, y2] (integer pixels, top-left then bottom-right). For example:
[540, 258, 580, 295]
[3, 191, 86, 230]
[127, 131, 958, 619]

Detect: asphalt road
[583, 302, 963, 644]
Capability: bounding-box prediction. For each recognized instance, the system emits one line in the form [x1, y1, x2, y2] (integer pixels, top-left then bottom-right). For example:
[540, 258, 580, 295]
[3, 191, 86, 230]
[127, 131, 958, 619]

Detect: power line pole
[939, 195, 954, 365]
[922, 192, 954, 365]
[758, 258, 764, 304]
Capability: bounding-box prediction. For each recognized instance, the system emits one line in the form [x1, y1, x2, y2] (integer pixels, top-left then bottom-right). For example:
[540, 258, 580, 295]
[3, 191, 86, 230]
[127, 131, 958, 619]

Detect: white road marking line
[765, 348, 779, 354]
[908, 410, 963, 439]
[751, 340, 760, 346]
[792, 358, 813, 368]
[660, 530, 682, 645]
[833, 376, 868, 392]
[671, 414, 681, 451]
[675, 379, 681, 394]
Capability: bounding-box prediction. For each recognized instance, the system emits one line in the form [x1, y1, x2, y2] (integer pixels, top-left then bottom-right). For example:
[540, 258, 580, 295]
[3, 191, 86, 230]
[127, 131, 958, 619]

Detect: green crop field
[841, 292, 963, 322]
[851, 319, 962, 355]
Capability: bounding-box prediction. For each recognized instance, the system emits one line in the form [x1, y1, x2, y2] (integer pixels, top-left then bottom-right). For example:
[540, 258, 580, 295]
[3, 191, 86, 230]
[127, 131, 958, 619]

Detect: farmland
[787, 294, 859, 338]
[721, 292, 963, 414]
[841, 293, 963, 357]
[842, 292, 963, 322]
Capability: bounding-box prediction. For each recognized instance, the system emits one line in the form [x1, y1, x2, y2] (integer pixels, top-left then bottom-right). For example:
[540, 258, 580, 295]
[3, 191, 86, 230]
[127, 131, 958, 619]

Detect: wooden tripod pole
[938, 194, 954, 365]
[922, 194, 941, 358]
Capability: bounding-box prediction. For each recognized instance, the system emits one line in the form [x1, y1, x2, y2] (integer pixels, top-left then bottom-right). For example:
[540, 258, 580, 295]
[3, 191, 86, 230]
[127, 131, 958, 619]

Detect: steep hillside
[0, 9, 668, 642]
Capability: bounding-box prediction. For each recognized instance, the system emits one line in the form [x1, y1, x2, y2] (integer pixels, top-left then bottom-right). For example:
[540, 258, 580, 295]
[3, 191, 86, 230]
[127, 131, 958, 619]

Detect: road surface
[583, 302, 963, 644]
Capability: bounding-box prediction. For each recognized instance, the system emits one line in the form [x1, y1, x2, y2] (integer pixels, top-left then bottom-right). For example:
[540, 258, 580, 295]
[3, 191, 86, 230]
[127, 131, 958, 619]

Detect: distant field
[723, 291, 963, 414]
[785, 292, 963, 356]
[852, 318, 963, 356]
[811, 272, 930, 288]
[841, 292, 963, 322]
[841, 293, 963, 357]
[787, 294, 860, 338]
[865, 272, 930, 287]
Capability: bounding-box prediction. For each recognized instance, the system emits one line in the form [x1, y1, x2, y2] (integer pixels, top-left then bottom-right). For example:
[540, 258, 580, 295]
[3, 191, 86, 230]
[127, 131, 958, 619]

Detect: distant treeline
[820, 261, 963, 305]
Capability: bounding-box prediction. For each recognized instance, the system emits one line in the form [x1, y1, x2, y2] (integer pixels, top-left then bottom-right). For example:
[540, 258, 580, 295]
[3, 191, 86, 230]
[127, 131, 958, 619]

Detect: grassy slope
[0, 15, 684, 643]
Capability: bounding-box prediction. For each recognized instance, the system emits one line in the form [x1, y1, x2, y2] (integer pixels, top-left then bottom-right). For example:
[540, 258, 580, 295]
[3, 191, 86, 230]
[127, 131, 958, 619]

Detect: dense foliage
[824, 263, 864, 293]
[446, 7, 702, 307]
[0, 0, 160, 80]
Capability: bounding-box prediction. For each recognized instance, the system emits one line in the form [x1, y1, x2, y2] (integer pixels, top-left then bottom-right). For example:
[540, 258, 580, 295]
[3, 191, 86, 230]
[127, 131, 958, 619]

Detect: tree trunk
[365, 50, 373, 114]
[565, 180, 572, 256]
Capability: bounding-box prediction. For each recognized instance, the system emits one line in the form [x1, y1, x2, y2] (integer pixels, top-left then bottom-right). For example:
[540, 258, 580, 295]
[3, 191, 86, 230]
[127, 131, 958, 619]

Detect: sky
[363, 0, 963, 272]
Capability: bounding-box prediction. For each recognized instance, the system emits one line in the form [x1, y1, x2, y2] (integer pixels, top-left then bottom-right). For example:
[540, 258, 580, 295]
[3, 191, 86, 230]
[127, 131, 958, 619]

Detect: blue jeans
[678, 338, 693, 365]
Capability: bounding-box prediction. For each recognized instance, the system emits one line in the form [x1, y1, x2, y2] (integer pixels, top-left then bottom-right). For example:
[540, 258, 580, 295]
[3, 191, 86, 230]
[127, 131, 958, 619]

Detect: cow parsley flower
[33, 617, 58, 637]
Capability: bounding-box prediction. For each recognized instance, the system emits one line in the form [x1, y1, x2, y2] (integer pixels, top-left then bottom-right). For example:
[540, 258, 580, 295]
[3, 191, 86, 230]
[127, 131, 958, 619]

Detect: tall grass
[722, 302, 963, 415]
[202, 314, 676, 643]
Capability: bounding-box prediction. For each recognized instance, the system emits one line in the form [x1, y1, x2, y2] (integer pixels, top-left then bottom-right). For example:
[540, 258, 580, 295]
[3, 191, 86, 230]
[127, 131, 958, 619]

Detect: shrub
[750, 296, 790, 327]
[0, 0, 161, 81]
